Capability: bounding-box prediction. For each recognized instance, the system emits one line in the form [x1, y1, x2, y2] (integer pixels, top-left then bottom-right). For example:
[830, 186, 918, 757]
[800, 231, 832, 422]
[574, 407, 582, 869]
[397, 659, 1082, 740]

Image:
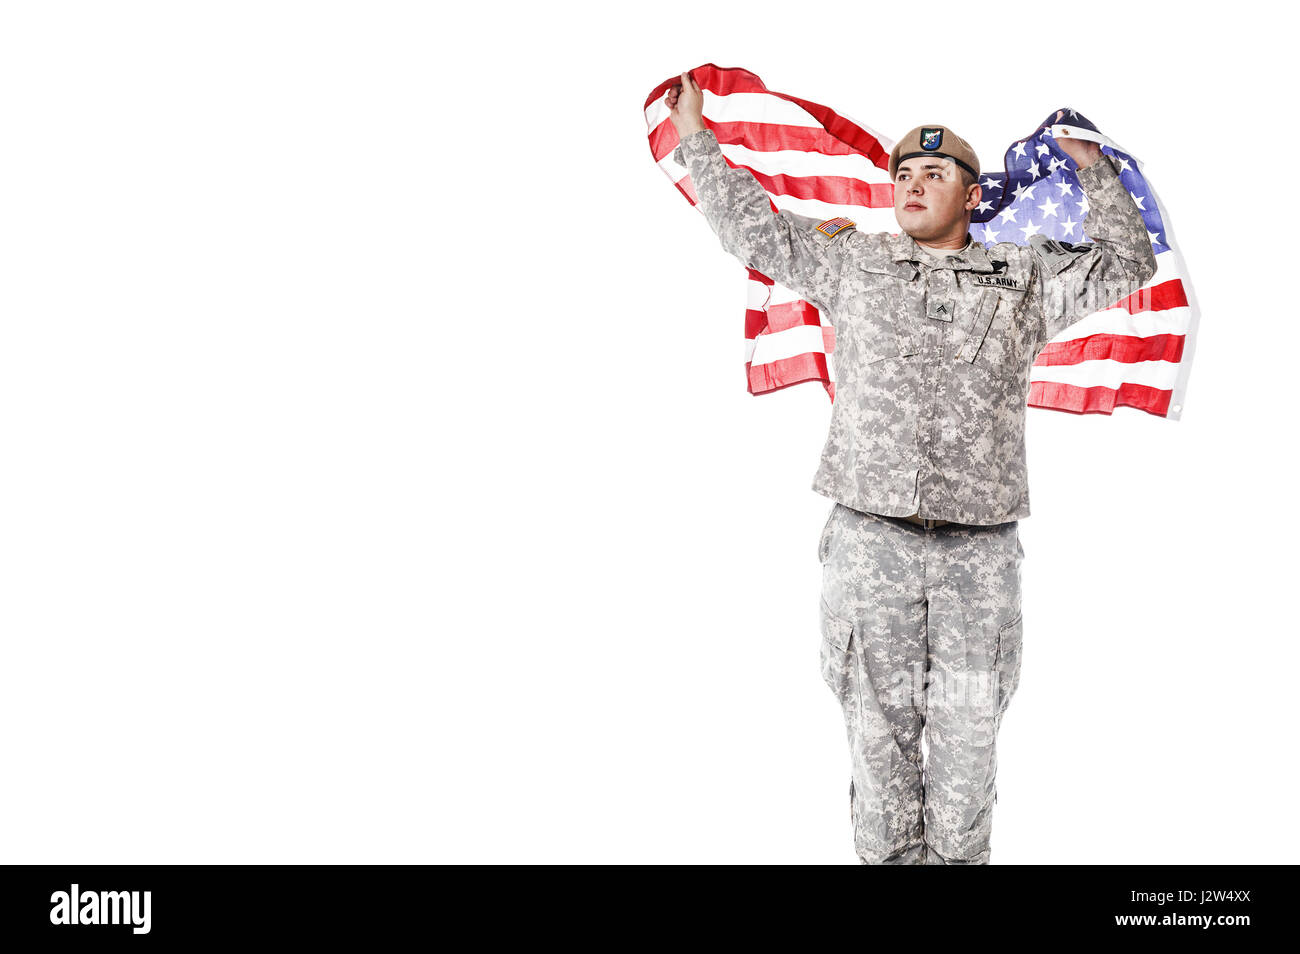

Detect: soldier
[665, 71, 1155, 864]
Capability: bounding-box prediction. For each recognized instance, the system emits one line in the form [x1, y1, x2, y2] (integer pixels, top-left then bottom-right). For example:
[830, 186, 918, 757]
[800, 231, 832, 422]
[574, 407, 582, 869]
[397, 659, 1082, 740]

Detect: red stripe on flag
[673, 174, 697, 205]
[757, 298, 827, 333]
[1118, 278, 1188, 314]
[650, 117, 889, 169]
[669, 141, 892, 208]
[743, 164, 895, 208]
[1027, 380, 1171, 416]
[746, 353, 832, 397]
[744, 307, 768, 341]
[1036, 332, 1185, 366]
[705, 121, 881, 158]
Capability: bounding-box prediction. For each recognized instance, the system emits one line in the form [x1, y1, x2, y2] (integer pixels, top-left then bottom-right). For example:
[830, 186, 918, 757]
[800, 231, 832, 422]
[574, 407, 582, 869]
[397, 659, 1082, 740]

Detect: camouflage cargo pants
[817, 502, 1024, 864]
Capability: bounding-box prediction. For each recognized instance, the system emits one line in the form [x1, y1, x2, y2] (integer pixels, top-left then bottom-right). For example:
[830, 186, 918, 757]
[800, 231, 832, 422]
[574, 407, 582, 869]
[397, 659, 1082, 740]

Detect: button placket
[917, 268, 950, 511]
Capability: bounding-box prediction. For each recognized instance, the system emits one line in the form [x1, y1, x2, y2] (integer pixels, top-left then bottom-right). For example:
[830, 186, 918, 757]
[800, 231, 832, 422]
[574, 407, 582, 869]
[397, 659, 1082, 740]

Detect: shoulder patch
[814, 216, 856, 239]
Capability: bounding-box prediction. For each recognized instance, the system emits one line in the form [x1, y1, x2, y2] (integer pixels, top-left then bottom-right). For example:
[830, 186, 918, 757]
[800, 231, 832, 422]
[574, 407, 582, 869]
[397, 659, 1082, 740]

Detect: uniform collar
[890, 231, 994, 273]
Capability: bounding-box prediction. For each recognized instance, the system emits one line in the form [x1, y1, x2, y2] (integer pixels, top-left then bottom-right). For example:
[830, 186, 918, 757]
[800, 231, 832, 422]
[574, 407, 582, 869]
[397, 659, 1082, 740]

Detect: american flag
[644, 64, 1197, 419]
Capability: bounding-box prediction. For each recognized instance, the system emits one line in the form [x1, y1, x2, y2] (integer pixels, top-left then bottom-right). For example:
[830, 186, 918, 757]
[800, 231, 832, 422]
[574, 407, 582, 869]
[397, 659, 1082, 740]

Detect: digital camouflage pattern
[672, 128, 1157, 524]
[817, 502, 1024, 864]
[672, 123, 1152, 864]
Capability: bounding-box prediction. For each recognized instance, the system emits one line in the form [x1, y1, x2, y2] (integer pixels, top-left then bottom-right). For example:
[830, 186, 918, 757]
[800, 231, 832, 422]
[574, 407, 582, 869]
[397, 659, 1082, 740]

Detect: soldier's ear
[966, 182, 982, 211]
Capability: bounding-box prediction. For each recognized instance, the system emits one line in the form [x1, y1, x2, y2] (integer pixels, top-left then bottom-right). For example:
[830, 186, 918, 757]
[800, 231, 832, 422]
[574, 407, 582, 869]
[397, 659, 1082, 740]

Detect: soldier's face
[893, 157, 980, 240]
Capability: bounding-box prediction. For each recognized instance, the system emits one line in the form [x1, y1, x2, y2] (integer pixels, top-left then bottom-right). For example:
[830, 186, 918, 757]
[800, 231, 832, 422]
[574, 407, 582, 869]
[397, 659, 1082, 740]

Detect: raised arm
[665, 72, 849, 313]
[1024, 125, 1157, 351]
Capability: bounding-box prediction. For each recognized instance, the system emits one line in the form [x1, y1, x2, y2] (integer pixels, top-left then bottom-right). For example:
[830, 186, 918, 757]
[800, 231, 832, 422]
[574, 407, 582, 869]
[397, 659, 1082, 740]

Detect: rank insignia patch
[920, 127, 943, 150]
[815, 216, 856, 238]
[927, 298, 953, 322]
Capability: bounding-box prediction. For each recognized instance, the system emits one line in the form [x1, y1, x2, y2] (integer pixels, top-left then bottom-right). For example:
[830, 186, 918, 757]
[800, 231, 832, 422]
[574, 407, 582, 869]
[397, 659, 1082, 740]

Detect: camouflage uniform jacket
[672, 127, 1157, 525]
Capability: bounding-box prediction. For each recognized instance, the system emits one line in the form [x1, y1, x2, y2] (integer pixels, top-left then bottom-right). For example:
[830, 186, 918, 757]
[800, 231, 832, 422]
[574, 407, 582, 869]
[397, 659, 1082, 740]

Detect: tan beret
[889, 125, 980, 182]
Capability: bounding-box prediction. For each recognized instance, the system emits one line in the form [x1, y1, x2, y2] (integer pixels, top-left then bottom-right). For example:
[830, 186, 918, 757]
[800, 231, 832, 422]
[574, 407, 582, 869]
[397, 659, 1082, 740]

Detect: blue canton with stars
[970, 107, 1168, 256]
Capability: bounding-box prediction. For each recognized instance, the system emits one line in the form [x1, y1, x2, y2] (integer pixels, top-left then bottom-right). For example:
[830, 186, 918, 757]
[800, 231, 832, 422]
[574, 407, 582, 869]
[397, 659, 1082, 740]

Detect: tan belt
[899, 512, 951, 529]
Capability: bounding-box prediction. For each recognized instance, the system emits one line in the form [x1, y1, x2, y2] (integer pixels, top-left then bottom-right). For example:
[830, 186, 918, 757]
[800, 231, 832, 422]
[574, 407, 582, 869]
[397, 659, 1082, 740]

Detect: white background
[0, 1, 1293, 864]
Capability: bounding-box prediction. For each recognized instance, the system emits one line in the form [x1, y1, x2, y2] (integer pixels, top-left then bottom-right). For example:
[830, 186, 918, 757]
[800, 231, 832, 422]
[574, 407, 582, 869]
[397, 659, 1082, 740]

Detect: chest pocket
[849, 257, 921, 362]
[841, 300, 902, 365]
[956, 287, 1026, 370]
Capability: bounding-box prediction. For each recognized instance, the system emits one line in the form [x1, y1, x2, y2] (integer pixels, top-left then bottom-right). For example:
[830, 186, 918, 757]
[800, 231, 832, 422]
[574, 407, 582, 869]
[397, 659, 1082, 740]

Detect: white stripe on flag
[1029, 357, 1181, 391]
[1047, 304, 1192, 340]
[748, 323, 829, 364]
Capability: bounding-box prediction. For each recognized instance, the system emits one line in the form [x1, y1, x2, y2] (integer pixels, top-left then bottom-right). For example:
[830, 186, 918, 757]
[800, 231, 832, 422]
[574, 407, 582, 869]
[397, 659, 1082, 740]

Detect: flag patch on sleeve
[815, 216, 856, 238]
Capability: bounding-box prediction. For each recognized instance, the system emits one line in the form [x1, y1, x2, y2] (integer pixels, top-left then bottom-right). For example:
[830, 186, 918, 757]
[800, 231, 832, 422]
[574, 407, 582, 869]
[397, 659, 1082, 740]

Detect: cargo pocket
[819, 598, 855, 702]
[993, 610, 1024, 715]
